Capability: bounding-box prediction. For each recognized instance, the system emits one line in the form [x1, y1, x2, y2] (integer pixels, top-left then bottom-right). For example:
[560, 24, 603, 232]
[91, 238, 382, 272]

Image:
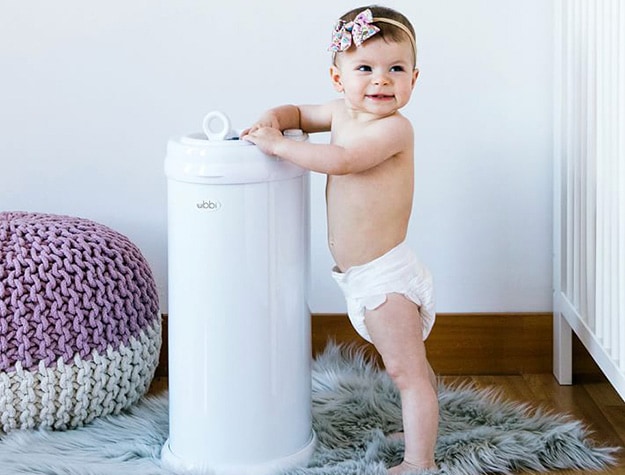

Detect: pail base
[160, 431, 317, 475]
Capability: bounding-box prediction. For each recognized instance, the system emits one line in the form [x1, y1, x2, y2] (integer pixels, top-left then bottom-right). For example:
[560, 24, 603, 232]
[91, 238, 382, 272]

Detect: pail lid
[165, 111, 308, 185]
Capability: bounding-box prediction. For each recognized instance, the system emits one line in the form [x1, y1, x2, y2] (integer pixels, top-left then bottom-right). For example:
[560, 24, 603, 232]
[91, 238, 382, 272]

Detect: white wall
[0, 0, 553, 314]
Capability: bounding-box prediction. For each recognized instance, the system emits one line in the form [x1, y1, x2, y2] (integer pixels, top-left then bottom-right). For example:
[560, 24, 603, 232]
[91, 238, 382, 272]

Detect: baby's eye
[390, 65, 406, 72]
[357, 65, 372, 72]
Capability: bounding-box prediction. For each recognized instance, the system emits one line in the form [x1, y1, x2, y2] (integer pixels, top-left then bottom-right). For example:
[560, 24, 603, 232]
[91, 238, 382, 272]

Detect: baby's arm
[240, 105, 300, 137]
[244, 111, 413, 176]
[241, 103, 333, 137]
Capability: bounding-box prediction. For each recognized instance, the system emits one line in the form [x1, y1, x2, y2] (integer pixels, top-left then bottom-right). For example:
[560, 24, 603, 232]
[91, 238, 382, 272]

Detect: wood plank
[155, 314, 168, 378]
[158, 312, 604, 376]
[312, 313, 555, 374]
[426, 313, 552, 374]
[147, 376, 168, 395]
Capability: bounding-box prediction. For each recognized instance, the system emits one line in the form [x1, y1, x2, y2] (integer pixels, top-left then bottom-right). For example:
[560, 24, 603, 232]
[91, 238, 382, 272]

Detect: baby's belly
[326, 175, 411, 271]
[328, 221, 406, 272]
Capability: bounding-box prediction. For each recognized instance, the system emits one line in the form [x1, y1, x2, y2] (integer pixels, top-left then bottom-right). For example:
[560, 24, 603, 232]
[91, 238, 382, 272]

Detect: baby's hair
[336, 5, 417, 64]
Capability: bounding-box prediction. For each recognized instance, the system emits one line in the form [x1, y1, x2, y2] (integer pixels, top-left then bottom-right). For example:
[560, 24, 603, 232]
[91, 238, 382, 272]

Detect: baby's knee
[384, 357, 426, 391]
[380, 346, 435, 392]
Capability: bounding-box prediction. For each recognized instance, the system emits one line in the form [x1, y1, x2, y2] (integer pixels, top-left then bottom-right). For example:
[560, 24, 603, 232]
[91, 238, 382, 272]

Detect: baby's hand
[240, 113, 281, 138]
[242, 126, 285, 156]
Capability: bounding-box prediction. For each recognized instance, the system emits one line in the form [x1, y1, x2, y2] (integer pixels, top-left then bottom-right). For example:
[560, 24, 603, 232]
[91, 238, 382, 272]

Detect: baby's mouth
[366, 94, 394, 101]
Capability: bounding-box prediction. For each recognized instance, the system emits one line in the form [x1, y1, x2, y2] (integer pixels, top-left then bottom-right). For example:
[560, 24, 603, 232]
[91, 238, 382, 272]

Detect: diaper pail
[161, 111, 315, 474]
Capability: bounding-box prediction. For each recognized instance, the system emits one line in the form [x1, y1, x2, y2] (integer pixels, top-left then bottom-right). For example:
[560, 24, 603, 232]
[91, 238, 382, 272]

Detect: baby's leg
[364, 293, 438, 474]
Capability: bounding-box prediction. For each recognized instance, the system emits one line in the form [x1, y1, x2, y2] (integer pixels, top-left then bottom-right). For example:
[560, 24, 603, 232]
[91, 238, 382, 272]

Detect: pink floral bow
[328, 9, 381, 52]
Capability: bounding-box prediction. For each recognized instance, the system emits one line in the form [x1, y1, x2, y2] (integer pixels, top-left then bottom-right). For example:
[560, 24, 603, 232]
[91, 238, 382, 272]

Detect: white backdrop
[0, 0, 553, 314]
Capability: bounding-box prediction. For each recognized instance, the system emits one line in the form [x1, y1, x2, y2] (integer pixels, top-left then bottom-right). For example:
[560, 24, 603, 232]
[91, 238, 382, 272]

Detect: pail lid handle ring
[202, 111, 231, 141]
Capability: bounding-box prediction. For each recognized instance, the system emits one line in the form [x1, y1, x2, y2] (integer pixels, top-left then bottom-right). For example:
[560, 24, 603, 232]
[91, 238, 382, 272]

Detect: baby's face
[331, 38, 418, 118]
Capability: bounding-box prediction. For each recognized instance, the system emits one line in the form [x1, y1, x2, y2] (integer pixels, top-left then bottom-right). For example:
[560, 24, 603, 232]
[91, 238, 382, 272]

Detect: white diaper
[331, 242, 435, 343]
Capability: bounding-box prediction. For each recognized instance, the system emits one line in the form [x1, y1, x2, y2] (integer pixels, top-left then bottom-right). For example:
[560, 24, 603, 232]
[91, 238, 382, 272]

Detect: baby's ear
[330, 65, 344, 93]
[411, 68, 419, 89]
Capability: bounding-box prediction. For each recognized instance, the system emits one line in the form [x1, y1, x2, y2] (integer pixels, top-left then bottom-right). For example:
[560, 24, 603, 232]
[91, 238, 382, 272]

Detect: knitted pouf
[0, 212, 161, 432]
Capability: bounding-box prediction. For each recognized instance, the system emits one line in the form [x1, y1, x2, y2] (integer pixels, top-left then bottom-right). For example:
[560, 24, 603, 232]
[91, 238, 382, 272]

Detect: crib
[553, 0, 625, 401]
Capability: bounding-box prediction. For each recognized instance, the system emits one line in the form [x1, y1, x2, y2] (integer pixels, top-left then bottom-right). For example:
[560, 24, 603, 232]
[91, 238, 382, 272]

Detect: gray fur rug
[0, 344, 618, 475]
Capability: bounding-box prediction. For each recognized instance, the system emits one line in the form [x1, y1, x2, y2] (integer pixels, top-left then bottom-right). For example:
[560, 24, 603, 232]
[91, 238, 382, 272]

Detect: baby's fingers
[242, 132, 256, 144]
[240, 124, 262, 138]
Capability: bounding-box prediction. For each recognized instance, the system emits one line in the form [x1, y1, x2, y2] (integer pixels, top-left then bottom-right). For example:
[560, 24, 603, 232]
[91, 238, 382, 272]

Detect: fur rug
[0, 344, 618, 475]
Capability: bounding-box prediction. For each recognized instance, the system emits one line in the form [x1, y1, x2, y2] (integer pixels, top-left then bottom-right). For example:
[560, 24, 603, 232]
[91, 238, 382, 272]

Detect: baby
[242, 6, 438, 474]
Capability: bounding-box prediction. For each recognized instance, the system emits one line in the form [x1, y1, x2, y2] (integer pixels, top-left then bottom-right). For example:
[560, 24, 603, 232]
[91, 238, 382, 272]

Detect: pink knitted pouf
[0, 212, 161, 432]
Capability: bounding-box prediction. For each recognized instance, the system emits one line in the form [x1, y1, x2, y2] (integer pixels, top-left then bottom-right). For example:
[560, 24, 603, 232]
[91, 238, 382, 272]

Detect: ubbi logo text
[196, 200, 222, 211]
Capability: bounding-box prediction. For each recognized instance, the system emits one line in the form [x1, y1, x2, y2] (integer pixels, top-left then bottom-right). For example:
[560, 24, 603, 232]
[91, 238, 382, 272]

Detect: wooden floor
[148, 371, 625, 474]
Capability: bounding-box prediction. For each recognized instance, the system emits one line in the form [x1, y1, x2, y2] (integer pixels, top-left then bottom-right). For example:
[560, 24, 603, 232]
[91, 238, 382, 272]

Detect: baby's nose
[372, 73, 390, 85]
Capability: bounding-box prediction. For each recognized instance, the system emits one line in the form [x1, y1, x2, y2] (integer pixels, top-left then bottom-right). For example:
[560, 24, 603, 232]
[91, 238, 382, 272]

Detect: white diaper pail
[161, 111, 315, 474]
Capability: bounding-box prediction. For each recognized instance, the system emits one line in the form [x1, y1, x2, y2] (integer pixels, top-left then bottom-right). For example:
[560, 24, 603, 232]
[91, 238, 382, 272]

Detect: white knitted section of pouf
[0, 318, 161, 432]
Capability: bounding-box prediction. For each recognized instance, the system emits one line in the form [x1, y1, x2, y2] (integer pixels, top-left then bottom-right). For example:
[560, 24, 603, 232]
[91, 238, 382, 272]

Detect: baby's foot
[386, 431, 404, 441]
[388, 460, 437, 475]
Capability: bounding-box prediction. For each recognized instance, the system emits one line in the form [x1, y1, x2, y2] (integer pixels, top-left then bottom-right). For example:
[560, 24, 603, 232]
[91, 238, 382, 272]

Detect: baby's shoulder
[378, 112, 413, 131]
[370, 113, 414, 144]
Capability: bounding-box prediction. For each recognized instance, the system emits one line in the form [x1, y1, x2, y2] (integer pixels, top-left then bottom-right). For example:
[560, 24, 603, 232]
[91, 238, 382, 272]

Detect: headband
[328, 9, 417, 64]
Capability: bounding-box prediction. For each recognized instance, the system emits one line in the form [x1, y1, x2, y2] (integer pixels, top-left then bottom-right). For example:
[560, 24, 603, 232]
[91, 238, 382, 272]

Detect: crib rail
[553, 0, 625, 401]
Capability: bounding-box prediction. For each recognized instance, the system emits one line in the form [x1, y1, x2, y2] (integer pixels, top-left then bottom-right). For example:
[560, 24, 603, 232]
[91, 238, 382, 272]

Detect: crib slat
[615, 2, 625, 374]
